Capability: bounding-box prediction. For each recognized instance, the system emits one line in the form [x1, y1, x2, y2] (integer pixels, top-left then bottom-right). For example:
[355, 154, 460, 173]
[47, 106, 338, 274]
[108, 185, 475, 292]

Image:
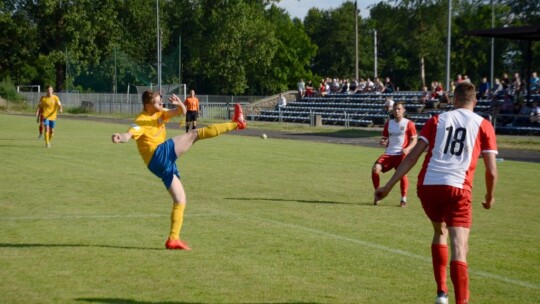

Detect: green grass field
[0, 113, 539, 303]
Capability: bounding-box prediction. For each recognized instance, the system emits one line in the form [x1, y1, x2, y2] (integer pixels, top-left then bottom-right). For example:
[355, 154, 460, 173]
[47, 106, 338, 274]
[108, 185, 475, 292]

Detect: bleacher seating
[249, 92, 540, 135]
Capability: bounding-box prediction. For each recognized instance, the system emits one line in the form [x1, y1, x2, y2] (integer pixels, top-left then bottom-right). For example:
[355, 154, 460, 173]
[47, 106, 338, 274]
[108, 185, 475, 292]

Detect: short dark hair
[141, 90, 159, 105]
[453, 82, 476, 105]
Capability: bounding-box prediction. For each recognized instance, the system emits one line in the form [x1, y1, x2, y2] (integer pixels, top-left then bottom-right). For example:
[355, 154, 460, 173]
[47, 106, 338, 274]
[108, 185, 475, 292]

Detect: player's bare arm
[111, 132, 133, 143]
[375, 140, 427, 200]
[481, 152, 498, 209]
[164, 94, 187, 118]
[402, 136, 418, 155]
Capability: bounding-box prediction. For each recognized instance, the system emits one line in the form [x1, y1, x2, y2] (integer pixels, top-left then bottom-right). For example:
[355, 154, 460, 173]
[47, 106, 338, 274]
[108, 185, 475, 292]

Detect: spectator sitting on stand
[384, 77, 395, 93]
[478, 77, 490, 99]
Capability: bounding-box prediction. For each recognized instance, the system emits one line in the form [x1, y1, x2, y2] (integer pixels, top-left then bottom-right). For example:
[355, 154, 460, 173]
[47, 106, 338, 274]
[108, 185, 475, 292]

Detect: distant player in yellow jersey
[111, 90, 247, 250]
[38, 86, 63, 148]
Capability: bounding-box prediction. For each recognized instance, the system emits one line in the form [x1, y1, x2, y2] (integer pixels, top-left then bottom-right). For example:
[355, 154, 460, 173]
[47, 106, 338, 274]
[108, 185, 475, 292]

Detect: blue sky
[275, 0, 380, 19]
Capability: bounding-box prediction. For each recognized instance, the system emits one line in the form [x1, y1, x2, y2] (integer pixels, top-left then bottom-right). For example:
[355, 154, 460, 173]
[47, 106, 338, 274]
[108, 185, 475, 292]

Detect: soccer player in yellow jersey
[38, 86, 63, 148]
[111, 90, 246, 250]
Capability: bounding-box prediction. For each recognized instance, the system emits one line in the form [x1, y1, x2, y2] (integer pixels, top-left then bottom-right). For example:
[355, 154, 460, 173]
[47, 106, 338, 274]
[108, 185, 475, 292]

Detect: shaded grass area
[0, 113, 539, 303]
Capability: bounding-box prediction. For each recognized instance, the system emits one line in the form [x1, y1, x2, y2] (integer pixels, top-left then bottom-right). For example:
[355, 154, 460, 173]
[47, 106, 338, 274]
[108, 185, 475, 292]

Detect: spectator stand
[249, 91, 540, 135]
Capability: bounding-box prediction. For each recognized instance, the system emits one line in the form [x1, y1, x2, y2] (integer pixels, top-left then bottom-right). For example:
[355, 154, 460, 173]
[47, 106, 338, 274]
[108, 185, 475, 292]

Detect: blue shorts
[43, 119, 56, 129]
[147, 139, 180, 189]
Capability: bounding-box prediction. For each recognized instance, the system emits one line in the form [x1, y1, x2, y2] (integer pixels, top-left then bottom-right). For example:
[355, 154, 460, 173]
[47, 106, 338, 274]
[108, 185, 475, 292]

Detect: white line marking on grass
[249, 216, 540, 290]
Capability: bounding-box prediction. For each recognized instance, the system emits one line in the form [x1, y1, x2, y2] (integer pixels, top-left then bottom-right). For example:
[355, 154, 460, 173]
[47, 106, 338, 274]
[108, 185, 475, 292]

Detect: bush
[0, 77, 25, 103]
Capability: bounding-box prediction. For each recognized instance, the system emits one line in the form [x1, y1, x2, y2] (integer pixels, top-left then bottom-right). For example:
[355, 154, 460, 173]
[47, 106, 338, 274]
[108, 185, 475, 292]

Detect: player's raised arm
[111, 132, 133, 143]
[164, 94, 187, 118]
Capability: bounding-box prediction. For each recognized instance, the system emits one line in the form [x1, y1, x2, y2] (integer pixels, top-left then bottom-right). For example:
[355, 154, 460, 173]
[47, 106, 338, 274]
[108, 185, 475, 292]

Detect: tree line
[0, 0, 538, 95]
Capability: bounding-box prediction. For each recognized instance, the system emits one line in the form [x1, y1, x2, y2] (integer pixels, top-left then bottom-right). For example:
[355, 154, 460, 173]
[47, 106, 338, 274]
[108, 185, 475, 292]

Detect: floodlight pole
[355, 1, 359, 80]
[374, 29, 378, 78]
[445, 0, 452, 92]
[156, 0, 162, 93]
[490, 0, 495, 89]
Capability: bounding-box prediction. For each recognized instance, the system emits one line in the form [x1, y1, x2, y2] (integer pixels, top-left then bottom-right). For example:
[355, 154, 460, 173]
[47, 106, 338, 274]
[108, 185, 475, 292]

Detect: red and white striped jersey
[418, 108, 498, 190]
[383, 118, 417, 155]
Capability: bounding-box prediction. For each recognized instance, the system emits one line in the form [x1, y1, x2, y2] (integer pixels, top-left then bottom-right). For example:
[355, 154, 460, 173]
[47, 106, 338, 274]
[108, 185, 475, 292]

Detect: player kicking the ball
[375, 82, 498, 304]
[112, 90, 246, 250]
[371, 102, 417, 207]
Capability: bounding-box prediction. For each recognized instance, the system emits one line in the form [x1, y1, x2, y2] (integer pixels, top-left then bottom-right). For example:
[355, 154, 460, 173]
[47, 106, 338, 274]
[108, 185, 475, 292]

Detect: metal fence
[17, 92, 266, 119]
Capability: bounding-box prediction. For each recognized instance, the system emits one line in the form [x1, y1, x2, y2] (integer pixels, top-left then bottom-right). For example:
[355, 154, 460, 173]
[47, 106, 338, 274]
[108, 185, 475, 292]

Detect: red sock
[400, 175, 409, 197]
[372, 172, 380, 189]
[432, 244, 448, 294]
[450, 261, 469, 304]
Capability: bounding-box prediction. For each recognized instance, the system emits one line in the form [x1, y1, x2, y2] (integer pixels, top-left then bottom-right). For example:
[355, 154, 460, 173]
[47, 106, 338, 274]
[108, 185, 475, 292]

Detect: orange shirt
[184, 97, 199, 111]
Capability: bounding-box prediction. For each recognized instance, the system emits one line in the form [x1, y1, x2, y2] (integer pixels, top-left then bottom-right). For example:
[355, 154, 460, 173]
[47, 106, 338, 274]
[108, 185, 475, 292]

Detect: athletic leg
[165, 175, 191, 250]
[399, 174, 409, 206]
[431, 221, 449, 300]
[449, 226, 470, 304]
[371, 163, 382, 205]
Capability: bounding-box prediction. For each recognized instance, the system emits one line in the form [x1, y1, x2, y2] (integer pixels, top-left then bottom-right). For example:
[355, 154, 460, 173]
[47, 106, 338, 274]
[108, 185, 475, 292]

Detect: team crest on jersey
[131, 124, 141, 131]
[400, 126, 405, 131]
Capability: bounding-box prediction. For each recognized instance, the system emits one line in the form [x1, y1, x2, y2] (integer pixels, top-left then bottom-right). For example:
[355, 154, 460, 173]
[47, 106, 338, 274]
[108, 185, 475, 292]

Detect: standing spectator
[184, 90, 200, 133]
[375, 82, 498, 304]
[111, 91, 247, 250]
[297, 79, 306, 98]
[277, 93, 287, 110]
[529, 72, 539, 94]
[38, 85, 63, 148]
[455, 74, 463, 84]
[478, 77, 490, 99]
[372, 102, 417, 207]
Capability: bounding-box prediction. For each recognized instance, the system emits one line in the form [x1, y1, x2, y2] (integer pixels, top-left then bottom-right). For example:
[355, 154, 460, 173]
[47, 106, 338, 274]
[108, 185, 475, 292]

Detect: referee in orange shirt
[184, 90, 200, 132]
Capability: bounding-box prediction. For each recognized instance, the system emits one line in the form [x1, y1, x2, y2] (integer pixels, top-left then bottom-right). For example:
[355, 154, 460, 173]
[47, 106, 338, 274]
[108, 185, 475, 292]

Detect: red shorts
[417, 185, 472, 228]
[375, 154, 405, 173]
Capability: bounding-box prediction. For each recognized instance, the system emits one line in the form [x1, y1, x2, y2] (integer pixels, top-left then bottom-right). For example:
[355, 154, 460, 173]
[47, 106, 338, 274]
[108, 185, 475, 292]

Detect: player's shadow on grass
[0, 243, 163, 251]
[76, 297, 321, 304]
[227, 197, 387, 207]
[226, 197, 351, 205]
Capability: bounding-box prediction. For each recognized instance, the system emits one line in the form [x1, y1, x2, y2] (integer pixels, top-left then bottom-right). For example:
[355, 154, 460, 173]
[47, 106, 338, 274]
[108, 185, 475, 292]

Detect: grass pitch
[0, 113, 539, 303]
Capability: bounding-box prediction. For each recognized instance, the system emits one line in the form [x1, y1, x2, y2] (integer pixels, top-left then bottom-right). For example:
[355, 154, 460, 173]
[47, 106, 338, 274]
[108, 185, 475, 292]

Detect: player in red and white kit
[375, 82, 498, 304]
[372, 102, 417, 207]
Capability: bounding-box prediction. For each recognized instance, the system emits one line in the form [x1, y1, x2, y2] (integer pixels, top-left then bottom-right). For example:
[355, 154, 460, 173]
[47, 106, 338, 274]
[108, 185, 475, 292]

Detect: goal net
[16, 85, 41, 93]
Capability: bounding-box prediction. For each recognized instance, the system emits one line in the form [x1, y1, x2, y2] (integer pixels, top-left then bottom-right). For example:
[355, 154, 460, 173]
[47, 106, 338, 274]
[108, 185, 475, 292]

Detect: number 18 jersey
[418, 108, 498, 190]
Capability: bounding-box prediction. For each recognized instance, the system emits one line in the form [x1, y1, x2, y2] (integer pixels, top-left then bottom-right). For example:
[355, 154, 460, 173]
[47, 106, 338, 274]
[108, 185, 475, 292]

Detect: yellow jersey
[128, 110, 170, 165]
[39, 95, 61, 120]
